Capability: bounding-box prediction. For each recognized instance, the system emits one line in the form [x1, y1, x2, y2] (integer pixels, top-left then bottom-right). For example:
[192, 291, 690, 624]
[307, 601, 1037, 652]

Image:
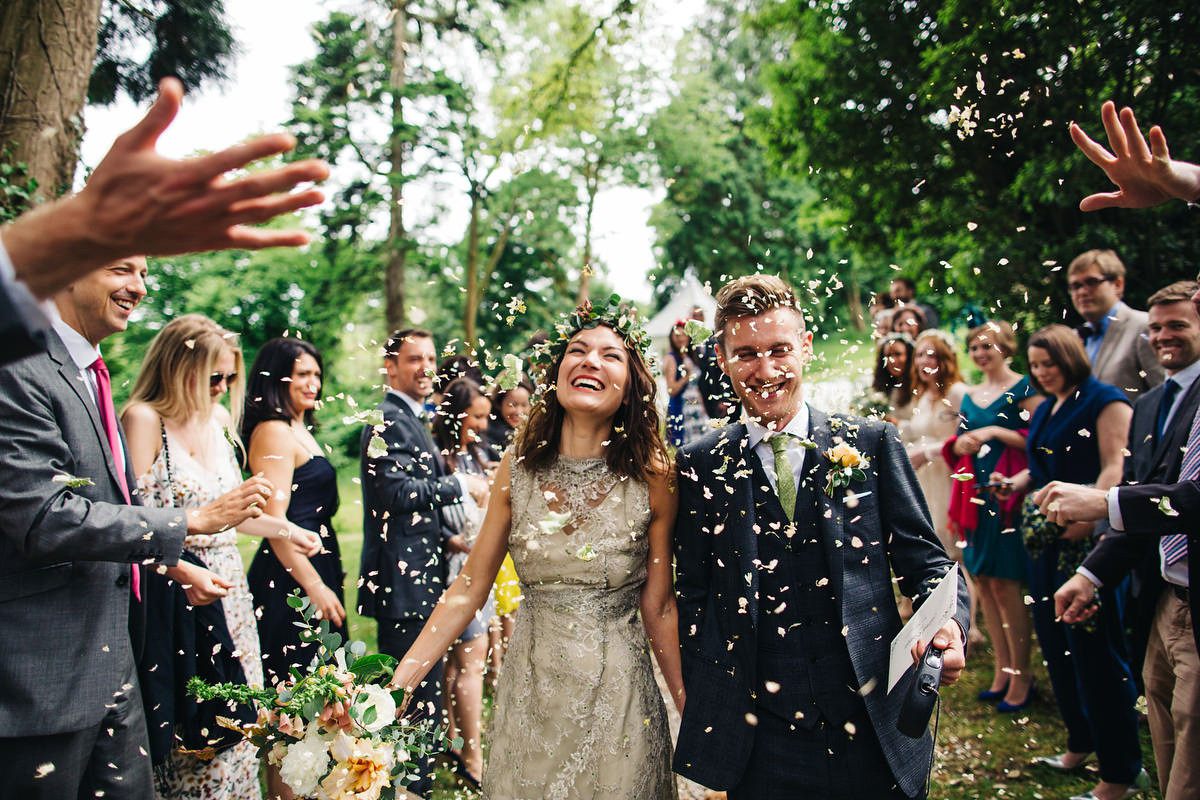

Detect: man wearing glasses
[1067, 248, 1164, 400]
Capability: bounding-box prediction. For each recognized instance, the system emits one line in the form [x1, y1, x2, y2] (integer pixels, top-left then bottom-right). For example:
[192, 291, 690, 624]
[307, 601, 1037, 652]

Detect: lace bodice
[484, 457, 674, 800]
[136, 419, 242, 548]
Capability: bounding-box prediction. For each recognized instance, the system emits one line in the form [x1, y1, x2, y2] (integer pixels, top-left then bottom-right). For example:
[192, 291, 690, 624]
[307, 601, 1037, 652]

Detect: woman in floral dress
[122, 315, 321, 799]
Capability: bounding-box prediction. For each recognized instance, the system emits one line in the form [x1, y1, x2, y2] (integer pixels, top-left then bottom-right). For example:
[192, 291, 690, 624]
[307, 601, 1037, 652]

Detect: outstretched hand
[79, 77, 330, 255]
[1071, 101, 1200, 211]
[2, 77, 330, 299]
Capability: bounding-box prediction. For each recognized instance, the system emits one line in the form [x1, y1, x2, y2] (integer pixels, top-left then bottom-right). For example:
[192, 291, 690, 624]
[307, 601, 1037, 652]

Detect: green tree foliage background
[753, 0, 1200, 334]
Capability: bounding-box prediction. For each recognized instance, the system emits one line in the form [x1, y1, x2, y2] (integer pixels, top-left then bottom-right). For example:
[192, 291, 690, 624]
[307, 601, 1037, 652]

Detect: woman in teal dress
[953, 320, 1043, 711]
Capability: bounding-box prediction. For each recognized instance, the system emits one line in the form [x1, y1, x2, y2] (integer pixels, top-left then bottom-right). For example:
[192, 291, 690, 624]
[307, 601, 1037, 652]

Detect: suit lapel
[46, 331, 128, 498]
[1154, 376, 1200, 477]
[1091, 307, 1126, 377]
[807, 408, 847, 602]
[709, 423, 760, 627]
[393, 394, 443, 476]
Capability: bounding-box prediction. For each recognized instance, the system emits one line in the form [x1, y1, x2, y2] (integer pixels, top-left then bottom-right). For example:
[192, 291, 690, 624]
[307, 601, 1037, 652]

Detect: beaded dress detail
[136, 419, 262, 800]
[484, 456, 676, 800]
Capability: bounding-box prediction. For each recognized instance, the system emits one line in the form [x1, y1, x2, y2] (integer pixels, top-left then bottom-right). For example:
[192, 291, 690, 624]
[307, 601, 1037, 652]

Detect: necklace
[541, 456, 618, 520]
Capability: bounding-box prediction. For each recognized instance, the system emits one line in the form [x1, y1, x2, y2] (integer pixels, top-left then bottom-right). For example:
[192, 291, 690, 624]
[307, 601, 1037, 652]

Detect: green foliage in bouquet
[189, 590, 459, 800]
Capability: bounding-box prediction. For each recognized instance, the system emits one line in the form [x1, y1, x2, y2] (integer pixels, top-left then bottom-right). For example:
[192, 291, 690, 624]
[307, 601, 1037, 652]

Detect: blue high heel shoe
[996, 679, 1038, 713]
[976, 682, 1009, 702]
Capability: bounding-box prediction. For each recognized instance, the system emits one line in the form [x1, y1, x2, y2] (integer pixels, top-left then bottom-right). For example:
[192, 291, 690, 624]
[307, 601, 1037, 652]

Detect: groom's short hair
[714, 274, 802, 349]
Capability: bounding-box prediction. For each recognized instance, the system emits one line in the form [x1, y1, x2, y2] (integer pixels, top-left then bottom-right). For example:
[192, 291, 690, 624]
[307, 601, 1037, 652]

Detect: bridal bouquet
[188, 592, 453, 800]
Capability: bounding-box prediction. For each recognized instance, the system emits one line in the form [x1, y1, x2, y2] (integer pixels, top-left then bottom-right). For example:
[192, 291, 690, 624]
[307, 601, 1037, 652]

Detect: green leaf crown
[528, 294, 651, 389]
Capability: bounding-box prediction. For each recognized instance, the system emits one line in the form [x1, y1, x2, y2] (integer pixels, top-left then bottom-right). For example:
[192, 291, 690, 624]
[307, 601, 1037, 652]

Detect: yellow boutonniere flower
[824, 443, 869, 495]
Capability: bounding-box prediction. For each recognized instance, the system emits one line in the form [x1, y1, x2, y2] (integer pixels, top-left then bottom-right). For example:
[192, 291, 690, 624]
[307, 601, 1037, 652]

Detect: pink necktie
[88, 356, 141, 600]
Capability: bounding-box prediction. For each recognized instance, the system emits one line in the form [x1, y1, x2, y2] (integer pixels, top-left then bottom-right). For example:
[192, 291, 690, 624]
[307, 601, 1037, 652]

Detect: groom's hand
[912, 621, 966, 687]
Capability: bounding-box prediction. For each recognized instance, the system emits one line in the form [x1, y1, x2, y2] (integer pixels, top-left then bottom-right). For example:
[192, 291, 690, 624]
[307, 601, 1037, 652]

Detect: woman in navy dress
[1001, 324, 1145, 799]
[242, 338, 347, 800]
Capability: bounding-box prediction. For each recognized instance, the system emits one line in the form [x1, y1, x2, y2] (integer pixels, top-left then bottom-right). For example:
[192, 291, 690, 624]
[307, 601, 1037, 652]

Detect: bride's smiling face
[555, 326, 629, 419]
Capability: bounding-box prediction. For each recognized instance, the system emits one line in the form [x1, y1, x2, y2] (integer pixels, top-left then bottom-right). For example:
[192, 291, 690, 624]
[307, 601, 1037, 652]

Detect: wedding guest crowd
[4, 69, 1200, 800]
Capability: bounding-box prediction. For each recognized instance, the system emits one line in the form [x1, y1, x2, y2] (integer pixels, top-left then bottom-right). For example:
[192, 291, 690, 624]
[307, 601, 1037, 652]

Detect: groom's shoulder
[677, 421, 745, 464]
[816, 408, 898, 449]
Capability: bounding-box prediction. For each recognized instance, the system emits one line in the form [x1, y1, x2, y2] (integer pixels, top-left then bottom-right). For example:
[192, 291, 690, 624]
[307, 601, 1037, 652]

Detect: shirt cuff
[1075, 566, 1103, 589]
[1107, 486, 1125, 532]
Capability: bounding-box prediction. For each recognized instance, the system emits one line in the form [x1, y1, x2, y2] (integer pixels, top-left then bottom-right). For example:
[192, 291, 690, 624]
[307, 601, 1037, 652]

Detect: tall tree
[0, 0, 234, 205]
[290, 3, 526, 333]
[755, 0, 1200, 328]
[0, 0, 104, 202]
[492, 0, 643, 305]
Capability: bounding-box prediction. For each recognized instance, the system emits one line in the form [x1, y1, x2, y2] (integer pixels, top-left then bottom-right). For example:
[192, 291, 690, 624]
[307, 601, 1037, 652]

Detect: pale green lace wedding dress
[484, 456, 676, 800]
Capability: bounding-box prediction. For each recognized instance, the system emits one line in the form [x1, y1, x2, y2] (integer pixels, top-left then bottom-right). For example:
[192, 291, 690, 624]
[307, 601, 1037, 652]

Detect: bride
[389, 300, 684, 799]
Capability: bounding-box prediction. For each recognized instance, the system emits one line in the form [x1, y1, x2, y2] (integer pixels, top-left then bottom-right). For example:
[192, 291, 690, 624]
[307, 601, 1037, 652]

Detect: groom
[673, 274, 969, 799]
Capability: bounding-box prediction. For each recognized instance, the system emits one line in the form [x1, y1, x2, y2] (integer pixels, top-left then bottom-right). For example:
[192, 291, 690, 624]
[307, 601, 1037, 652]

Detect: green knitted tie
[769, 434, 796, 521]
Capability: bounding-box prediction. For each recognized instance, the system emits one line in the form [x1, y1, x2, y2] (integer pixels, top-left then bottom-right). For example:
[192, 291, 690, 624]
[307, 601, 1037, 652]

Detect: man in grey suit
[673, 274, 969, 799]
[357, 328, 486, 797]
[1039, 279, 1200, 800]
[0, 257, 268, 798]
[1067, 248, 1164, 400]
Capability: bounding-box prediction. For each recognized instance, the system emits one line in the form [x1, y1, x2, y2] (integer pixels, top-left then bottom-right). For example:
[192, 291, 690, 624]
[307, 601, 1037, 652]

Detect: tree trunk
[0, 0, 104, 202]
[577, 157, 598, 307]
[383, 0, 408, 333]
[464, 183, 480, 346]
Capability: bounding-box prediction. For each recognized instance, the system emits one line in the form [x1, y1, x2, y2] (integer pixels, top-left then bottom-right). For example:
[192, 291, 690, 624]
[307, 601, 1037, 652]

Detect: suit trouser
[378, 617, 445, 799]
[726, 706, 916, 800]
[0, 666, 151, 800]
[1144, 590, 1199, 800]
[1030, 546, 1143, 784]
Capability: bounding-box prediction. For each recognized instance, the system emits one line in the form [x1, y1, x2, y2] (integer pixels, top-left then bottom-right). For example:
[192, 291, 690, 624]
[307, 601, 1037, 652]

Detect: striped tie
[1162, 403, 1200, 565]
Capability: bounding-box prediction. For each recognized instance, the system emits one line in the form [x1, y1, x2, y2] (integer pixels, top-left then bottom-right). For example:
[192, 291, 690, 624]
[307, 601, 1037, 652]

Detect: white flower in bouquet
[351, 683, 397, 733]
[279, 727, 331, 797]
[318, 730, 395, 800]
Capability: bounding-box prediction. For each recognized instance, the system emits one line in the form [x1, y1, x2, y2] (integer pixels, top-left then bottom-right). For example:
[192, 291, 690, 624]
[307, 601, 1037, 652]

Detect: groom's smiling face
[718, 306, 812, 430]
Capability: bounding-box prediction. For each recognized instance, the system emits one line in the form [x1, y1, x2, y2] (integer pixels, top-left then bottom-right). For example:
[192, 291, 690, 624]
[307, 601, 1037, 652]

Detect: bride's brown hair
[516, 322, 668, 482]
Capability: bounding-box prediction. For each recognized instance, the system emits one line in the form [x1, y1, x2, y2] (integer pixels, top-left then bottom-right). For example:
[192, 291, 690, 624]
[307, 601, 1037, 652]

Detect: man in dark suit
[1040, 279, 1200, 800]
[357, 328, 486, 797]
[673, 274, 969, 799]
[0, 257, 267, 798]
[1066, 249, 1164, 401]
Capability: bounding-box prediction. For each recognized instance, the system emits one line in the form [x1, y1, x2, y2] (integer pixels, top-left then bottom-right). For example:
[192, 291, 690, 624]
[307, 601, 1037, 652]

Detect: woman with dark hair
[487, 374, 534, 451]
[664, 320, 709, 446]
[431, 376, 496, 787]
[890, 305, 926, 339]
[998, 324, 1145, 798]
[242, 337, 347, 800]
[389, 299, 682, 798]
[871, 331, 915, 424]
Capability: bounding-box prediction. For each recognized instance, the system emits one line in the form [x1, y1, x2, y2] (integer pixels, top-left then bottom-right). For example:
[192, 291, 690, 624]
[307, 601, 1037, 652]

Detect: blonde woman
[122, 315, 320, 799]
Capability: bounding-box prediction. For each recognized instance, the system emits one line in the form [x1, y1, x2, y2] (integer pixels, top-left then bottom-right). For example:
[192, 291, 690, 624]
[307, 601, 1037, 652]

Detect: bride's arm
[389, 452, 514, 701]
[641, 465, 685, 713]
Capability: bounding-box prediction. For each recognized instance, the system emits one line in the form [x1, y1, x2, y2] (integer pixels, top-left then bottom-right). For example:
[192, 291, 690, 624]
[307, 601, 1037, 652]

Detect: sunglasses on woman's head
[210, 372, 237, 388]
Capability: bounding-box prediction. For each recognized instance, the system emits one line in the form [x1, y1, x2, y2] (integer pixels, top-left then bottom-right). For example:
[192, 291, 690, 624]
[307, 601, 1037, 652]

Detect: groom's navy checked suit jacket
[672, 407, 970, 797]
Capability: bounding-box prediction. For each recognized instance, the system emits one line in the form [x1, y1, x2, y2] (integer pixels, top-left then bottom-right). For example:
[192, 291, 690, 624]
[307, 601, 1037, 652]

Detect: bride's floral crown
[528, 294, 652, 388]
